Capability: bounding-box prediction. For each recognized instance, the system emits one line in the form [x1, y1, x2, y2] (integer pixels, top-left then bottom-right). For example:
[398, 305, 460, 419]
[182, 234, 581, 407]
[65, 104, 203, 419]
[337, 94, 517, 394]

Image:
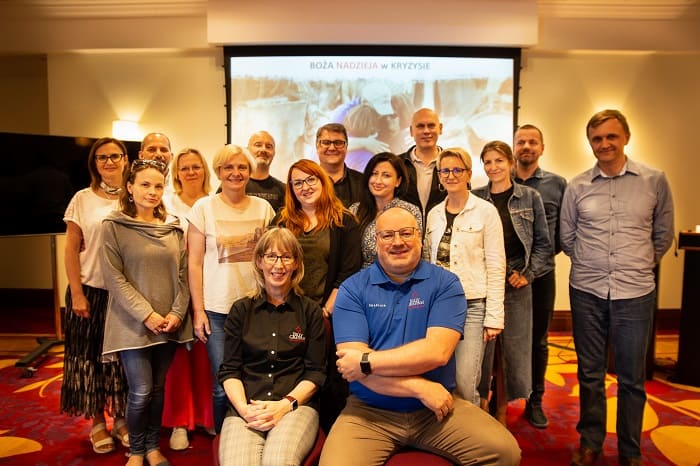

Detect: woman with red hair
[274, 159, 361, 431]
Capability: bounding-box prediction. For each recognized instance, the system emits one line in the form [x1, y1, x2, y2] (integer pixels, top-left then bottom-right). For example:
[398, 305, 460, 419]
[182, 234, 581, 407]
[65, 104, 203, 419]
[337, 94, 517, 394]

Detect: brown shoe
[619, 457, 644, 466]
[570, 447, 600, 466]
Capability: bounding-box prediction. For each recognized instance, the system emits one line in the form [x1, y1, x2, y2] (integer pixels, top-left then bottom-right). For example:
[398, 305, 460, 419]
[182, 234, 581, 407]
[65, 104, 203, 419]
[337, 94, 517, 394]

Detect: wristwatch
[360, 352, 372, 375]
[284, 395, 298, 411]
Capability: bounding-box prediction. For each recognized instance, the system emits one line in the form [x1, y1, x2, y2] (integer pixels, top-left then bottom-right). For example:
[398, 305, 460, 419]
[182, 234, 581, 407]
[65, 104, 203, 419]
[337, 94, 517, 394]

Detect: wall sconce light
[112, 120, 141, 141]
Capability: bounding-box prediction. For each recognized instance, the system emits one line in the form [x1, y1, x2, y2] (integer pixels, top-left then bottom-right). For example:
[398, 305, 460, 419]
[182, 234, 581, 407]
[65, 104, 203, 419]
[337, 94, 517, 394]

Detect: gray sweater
[101, 211, 193, 359]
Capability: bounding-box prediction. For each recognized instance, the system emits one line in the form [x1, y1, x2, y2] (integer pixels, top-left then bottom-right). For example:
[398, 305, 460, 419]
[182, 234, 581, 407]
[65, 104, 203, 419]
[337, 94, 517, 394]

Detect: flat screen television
[0, 132, 140, 237]
[224, 45, 520, 185]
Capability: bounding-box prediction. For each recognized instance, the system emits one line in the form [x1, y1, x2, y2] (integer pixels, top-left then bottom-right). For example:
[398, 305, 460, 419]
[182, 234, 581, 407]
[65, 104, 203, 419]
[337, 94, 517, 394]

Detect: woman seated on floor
[218, 227, 327, 466]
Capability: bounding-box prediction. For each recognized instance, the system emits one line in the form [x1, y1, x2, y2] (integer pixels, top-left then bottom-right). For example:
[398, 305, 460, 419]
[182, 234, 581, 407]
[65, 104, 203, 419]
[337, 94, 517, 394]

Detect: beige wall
[518, 50, 700, 310]
[2, 49, 698, 311]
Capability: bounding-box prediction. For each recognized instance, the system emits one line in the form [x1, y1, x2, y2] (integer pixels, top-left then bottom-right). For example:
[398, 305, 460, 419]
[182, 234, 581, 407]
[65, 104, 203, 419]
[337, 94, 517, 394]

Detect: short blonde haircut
[212, 144, 256, 176]
[438, 147, 472, 171]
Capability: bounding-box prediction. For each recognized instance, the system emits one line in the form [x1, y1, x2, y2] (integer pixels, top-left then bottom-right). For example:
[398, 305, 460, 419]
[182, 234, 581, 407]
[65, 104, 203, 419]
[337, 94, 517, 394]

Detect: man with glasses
[399, 108, 447, 221]
[246, 131, 286, 212]
[139, 132, 174, 196]
[512, 124, 567, 429]
[320, 206, 520, 466]
[315, 123, 363, 207]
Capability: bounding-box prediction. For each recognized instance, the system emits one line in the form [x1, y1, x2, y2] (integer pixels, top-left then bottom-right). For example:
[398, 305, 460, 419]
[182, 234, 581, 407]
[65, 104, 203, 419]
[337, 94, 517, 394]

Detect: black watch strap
[284, 395, 298, 411]
[360, 352, 372, 375]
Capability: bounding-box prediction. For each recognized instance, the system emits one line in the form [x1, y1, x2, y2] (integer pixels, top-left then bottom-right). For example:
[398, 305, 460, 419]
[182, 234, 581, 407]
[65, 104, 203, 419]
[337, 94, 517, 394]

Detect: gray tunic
[101, 211, 193, 360]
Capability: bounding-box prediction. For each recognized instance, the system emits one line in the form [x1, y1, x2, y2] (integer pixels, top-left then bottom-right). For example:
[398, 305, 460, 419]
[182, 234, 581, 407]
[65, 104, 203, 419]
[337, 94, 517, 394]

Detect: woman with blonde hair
[274, 158, 361, 431]
[188, 144, 275, 433]
[424, 147, 506, 405]
[218, 227, 326, 466]
[161, 147, 215, 449]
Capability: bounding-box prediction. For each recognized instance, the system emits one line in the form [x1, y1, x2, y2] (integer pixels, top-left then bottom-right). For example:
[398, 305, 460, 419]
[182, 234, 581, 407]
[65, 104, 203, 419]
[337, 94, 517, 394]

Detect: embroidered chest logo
[407, 291, 425, 310]
[288, 326, 306, 343]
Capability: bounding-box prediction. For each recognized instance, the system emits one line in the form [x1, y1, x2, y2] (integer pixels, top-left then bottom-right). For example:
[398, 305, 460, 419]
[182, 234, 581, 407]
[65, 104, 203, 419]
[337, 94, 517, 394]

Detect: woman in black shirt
[218, 227, 327, 466]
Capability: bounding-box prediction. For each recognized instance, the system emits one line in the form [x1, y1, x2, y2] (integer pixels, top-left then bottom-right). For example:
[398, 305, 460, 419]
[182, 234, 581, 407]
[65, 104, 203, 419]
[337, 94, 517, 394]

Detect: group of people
[59, 106, 673, 466]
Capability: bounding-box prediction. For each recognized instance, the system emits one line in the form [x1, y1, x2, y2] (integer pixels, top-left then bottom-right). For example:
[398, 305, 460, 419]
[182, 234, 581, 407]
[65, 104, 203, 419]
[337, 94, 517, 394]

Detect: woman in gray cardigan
[101, 159, 193, 466]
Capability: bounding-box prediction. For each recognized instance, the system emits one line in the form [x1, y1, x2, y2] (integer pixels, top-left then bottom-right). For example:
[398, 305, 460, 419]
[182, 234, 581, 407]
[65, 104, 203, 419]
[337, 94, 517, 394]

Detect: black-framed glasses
[318, 139, 347, 149]
[291, 175, 319, 191]
[438, 167, 468, 178]
[132, 159, 167, 173]
[260, 253, 295, 265]
[95, 153, 124, 164]
[376, 227, 419, 243]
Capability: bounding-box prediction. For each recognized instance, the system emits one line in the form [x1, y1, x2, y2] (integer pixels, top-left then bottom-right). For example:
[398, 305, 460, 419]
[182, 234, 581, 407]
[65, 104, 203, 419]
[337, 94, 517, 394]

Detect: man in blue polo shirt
[319, 206, 520, 466]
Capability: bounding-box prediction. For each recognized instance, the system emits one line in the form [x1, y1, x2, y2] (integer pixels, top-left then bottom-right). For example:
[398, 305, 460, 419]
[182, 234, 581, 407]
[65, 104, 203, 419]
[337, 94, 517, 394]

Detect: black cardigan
[398, 145, 446, 219]
[272, 211, 361, 303]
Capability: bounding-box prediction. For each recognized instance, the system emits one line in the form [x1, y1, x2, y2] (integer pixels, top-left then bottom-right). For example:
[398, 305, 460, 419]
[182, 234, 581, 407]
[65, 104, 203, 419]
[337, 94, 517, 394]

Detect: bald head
[375, 207, 422, 282]
[247, 131, 276, 172]
[139, 132, 173, 172]
[410, 108, 442, 152]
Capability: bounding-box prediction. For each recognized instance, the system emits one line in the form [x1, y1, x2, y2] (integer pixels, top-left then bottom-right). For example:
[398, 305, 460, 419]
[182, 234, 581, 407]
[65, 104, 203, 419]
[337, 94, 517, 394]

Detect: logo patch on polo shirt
[288, 326, 306, 343]
[408, 291, 425, 310]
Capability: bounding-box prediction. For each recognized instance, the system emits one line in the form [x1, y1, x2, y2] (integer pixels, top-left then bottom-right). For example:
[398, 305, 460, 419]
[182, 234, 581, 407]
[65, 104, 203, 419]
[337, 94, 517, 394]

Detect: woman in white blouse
[424, 147, 506, 404]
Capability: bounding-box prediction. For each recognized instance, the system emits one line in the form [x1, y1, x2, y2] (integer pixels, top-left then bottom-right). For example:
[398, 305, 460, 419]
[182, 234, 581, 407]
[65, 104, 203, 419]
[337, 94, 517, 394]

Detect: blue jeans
[478, 284, 532, 401]
[569, 286, 655, 458]
[205, 310, 228, 434]
[530, 270, 556, 405]
[455, 299, 486, 404]
[119, 342, 177, 456]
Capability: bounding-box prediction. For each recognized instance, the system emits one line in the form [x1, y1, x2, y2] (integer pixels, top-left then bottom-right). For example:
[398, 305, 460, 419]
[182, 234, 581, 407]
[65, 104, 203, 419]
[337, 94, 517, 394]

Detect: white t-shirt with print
[187, 194, 275, 314]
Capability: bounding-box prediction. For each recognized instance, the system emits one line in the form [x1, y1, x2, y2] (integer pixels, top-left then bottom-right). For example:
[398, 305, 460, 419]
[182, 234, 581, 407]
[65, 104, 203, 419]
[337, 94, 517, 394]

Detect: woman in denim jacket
[424, 147, 506, 406]
[472, 140, 551, 425]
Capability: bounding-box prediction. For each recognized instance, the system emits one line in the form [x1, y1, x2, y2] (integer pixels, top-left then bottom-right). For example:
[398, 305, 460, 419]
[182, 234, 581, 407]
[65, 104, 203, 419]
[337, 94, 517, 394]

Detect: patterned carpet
[0, 335, 698, 465]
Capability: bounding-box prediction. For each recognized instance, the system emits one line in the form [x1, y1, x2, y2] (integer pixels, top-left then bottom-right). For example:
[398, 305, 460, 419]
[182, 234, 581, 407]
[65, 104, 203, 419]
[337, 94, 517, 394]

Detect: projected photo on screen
[225, 46, 520, 185]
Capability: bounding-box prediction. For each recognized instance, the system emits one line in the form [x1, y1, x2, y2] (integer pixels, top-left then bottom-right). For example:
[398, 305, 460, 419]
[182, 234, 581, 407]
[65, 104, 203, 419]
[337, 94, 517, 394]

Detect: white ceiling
[0, 0, 697, 53]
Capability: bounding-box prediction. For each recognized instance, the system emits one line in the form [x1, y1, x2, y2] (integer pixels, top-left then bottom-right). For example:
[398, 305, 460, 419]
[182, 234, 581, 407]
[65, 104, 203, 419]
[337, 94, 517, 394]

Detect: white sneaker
[169, 427, 189, 450]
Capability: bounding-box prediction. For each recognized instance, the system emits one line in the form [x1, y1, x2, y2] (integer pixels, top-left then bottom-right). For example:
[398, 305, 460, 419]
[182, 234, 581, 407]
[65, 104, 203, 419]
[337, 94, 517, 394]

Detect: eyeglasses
[438, 167, 468, 178]
[132, 159, 167, 173]
[261, 253, 295, 265]
[318, 139, 347, 149]
[95, 153, 124, 164]
[376, 227, 419, 243]
[291, 175, 319, 191]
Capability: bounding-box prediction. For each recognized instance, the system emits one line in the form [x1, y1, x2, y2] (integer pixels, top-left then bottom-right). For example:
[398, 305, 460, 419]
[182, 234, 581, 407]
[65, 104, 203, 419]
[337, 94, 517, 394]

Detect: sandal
[111, 418, 130, 448]
[89, 422, 116, 454]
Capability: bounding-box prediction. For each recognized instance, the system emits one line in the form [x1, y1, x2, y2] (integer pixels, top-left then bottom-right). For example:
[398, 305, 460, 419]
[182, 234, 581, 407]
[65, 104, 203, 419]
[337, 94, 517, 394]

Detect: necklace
[100, 181, 121, 196]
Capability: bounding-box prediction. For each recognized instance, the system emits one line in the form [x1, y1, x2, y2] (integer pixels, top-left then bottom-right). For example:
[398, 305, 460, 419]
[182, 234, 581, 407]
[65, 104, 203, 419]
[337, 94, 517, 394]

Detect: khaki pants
[320, 395, 520, 466]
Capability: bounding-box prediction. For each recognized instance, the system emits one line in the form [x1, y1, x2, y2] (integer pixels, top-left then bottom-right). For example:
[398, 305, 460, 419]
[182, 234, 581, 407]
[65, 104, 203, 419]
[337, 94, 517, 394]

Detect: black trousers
[529, 269, 556, 405]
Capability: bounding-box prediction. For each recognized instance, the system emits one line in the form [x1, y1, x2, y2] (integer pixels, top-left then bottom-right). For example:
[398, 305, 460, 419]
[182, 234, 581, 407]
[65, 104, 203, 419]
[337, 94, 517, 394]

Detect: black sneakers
[525, 401, 549, 428]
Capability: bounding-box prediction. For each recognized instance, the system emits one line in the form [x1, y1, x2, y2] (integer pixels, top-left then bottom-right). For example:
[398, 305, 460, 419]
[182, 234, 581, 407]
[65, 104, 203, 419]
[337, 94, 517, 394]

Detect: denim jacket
[472, 181, 552, 283]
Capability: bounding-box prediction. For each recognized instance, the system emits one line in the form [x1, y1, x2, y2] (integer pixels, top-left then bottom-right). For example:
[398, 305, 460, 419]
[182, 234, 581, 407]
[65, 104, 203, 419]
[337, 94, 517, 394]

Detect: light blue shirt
[560, 158, 674, 300]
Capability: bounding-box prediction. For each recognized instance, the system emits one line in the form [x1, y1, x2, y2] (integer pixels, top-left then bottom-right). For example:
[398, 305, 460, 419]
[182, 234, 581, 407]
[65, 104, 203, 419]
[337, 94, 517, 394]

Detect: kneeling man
[320, 207, 520, 466]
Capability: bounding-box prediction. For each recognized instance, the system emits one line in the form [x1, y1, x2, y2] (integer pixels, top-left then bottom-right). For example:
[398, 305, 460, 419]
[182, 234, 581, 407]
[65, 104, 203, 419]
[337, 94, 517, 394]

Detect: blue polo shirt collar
[368, 260, 431, 285]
